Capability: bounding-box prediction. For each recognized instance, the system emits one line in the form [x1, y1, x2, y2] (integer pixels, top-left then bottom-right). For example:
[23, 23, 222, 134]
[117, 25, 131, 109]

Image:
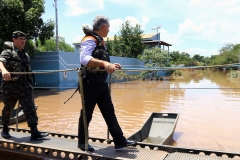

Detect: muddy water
[1, 70, 240, 158]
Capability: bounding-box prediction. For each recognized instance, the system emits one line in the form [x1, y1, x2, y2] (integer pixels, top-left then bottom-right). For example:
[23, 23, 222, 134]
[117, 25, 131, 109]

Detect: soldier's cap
[12, 31, 26, 38]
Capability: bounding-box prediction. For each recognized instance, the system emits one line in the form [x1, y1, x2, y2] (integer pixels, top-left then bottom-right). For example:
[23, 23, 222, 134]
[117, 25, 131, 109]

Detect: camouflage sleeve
[0, 49, 12, 66]
[25, 52, 30, 60]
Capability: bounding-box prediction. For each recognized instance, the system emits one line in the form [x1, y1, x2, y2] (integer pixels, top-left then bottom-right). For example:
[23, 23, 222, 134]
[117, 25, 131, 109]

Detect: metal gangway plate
[0, 127, 239, 160]
[0, 128, 168, 160]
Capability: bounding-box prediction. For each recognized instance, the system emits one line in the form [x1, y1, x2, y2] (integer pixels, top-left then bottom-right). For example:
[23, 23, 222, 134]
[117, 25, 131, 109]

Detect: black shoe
[115, 140, 137, 149]
[1, 129, 11, 139]
[78, 144, 94, 152]
[30, 132, 49, 140]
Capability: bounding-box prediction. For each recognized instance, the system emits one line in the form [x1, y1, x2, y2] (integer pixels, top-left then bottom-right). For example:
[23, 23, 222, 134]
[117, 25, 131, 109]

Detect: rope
[80, 63, 240, 72]
[0, 63, 239, 75]
[0, 68, 79, 74]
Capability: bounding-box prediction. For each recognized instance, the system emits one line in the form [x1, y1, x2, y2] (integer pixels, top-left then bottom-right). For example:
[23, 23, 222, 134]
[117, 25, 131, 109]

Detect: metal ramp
[0, 127, 240, 160]
[128, 113, 179, 145]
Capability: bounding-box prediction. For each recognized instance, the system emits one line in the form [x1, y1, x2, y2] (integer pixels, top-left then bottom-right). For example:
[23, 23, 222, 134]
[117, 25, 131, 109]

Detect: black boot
[1, 125, 11, 139]
[78, 144, 95, 152]
[30, 125, 49, 140]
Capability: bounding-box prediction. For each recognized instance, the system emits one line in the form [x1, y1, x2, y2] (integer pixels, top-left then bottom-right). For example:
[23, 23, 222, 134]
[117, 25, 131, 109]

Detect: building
[141, 33, 172, 56]
[73, 33, 172, 55]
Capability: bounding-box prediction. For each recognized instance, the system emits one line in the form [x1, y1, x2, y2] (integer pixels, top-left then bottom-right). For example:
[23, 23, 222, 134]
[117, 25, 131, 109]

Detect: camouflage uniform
[0, 42, 38, 127]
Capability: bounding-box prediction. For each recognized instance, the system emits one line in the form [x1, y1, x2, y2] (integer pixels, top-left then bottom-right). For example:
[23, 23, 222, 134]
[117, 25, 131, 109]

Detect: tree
[180, 52, 191, 64]
[0, 0, 55, 56]
[112, 35, 121, 56]
[170, 51, 181, 65]
[207, 43, 240, 65]
[138, 47, 170, 67]
[106, 38, 113, 55]
[117, 21, 147, 58]
[38, 36, 74, 52]
[192, 54, 204, 63]
[219, 43, 234, 55]
[138, 47, 170, 79]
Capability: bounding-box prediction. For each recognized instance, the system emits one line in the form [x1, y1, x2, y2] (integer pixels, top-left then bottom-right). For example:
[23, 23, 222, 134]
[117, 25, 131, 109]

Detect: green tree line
[168, 43, 240, 67]
[208, 43, 240, 65]
[37, 36, 74, 52]
[0, 0, 74, 56]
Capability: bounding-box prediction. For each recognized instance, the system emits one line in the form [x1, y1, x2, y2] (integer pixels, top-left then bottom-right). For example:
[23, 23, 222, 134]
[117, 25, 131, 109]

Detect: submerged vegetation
[112, 70, 164, 82]
[227, 70, 240, 78]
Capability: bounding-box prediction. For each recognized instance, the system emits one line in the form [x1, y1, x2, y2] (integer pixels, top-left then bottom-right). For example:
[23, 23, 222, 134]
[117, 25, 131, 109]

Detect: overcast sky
[42, 0, 240, 57]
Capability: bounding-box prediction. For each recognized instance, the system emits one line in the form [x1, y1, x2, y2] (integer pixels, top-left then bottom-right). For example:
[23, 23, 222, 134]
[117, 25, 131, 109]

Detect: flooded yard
[1, 70, 240, 159]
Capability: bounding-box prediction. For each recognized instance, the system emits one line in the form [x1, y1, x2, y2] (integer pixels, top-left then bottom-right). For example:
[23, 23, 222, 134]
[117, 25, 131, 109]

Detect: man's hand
[114, 63, 121, 69]
[2, 70, 11, 81]
[103, 62, 121, 74]
[87, 59, 121, 74]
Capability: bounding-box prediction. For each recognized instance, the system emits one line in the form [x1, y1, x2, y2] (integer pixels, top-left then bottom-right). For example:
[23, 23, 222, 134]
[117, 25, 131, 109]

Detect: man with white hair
[78, 16, 137, 151]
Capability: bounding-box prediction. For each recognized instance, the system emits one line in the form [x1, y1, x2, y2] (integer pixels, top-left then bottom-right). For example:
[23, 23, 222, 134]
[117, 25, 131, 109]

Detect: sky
[42, 0, 240, 57]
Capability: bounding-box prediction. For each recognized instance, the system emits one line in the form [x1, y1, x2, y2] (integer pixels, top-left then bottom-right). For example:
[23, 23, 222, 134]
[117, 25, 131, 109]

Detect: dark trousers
[78, 80, 126, 146]
[1, 89, 38, 127]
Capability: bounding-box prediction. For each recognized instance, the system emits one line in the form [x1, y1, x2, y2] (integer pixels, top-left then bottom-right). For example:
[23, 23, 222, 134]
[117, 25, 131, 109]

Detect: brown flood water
[1, 70, 240, 159]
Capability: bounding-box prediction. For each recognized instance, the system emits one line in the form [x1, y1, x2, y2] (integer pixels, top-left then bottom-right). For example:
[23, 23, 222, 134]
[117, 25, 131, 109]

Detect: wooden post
[15, 101, 20, 132]
[77, 68, 88, 151]
[107, 74, 112, 143]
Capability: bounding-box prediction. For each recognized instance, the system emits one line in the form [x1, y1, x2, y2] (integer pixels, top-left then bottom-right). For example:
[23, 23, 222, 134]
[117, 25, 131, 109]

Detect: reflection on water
[1, 70, 240, 153]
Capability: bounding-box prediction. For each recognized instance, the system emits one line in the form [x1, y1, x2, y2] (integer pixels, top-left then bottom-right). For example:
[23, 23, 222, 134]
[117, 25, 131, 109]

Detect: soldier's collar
[14, 46, 24, 53]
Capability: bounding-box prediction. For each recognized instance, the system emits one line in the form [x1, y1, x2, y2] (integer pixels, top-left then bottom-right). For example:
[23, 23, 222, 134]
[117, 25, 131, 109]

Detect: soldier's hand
[2, 70, 11, 81]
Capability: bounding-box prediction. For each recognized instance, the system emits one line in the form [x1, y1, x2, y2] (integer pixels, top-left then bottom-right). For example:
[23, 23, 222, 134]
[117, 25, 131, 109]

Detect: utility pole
[54, 0, 59, 51]
[152, 24, 161, 47]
